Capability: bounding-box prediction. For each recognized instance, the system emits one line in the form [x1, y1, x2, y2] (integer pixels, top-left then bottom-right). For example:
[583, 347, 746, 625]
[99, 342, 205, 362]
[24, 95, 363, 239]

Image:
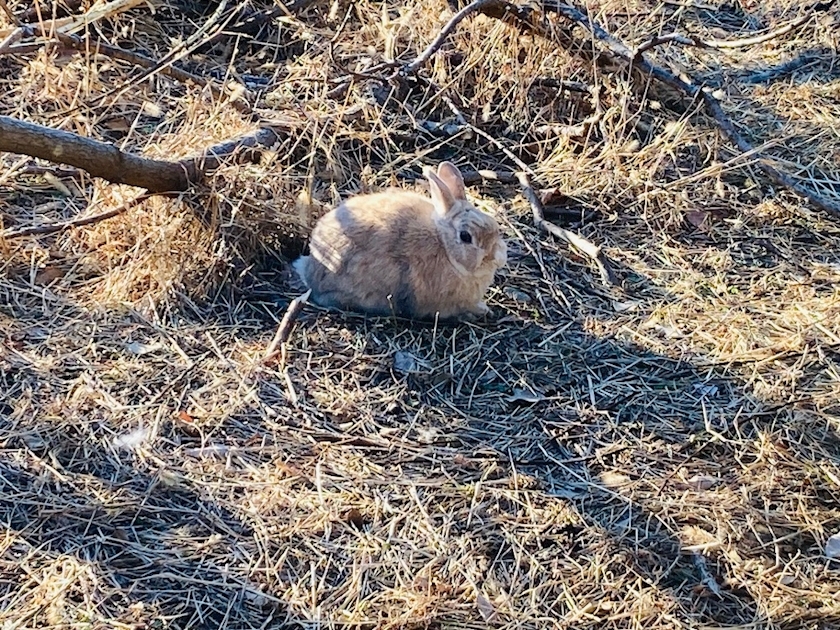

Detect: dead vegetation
[1, 0, 840, 628]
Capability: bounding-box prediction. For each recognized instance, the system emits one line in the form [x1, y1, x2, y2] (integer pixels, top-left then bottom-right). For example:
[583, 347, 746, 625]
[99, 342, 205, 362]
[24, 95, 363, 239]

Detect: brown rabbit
[293, 161, 507, 320]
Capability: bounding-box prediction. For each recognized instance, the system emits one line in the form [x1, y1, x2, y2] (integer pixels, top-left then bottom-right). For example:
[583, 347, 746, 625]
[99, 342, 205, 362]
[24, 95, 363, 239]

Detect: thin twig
[399, 0, 499, 76]
[634, 3, 831, 56]
[0, 25, 23, 53]
[50, 31, 252, 114]
[703, 3, 832, 49]
[53, 0, 235, 119]
[634, 32, 696, 56]
[516, 171, 617, 286]
[1, 194, 151, 239]
[264, 290, 311, 363]
[0, 0, 19, 25]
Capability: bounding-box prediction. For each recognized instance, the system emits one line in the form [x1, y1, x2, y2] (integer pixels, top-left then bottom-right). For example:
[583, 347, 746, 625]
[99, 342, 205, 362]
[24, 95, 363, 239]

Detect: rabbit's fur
[293, 162, 507, 320]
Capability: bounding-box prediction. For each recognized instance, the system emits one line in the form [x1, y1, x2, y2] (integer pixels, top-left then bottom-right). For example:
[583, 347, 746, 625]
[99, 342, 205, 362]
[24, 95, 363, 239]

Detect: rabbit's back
[296, 191, 440, 316]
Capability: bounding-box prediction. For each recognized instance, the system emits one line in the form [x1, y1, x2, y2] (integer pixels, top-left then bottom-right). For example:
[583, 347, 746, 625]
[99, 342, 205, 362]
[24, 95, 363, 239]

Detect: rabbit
[293, 161, 507, 320]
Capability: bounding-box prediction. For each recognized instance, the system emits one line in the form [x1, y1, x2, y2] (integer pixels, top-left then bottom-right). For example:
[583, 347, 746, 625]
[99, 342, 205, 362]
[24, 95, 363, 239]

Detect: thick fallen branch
[537, 0, 840, 217]
[0, 116, 280, 193]
[516, 171, 617, 286]
[467, 0, 840, 218]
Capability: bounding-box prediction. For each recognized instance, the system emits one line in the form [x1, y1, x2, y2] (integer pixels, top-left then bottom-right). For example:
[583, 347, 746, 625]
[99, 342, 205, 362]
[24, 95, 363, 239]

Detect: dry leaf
[600, 471, 631, 487]
[508, 388, 545, 404]
[503, 286, 531, 303]
[102, 116, 132, 132]
[693, 383, 719, 397]
[113, 427, 150, 450]
[416, 427, 438, 444]
[453, 453, 478, 470]
[686, 474, 718, 491]
[393, 351, 418, 374]
[611, 299, 640, 312]
[686, 210, 709, 228]
[34, 266, 65, 286]
[344, 508, 366, 529]
[42, 172, 73, 197]
[141, 101, 162, 117]
[476, 592, 497, 622]
[394, 351, 429, 374]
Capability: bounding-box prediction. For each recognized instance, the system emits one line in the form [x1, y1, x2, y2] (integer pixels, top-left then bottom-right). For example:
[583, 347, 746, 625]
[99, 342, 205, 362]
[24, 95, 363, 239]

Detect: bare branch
[399, 0, 501, 76]
[544, 0, 840, 217]
[49, 31, 252, 114]
[2, 194, 150, 239]
[0, 115, 191, 192]
[0, 116, 281, 193]
[516, 171, 618, 286]
[264, 290, 311, 364]
[477, 0, 840, 218]
[702, 4, 832, 49]
[633, 32, 696, 56]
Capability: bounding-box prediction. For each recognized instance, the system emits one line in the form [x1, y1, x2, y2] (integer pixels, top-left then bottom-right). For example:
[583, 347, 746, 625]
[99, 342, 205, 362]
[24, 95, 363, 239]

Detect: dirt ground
[1, 0, 840, 628]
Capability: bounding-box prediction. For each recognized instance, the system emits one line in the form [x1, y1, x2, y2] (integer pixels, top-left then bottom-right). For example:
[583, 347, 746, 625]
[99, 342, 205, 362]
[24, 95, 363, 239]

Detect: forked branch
[0, 116, 281, 193]
[634, 1, 835, 55]
[399, 0, 505, 76]
[466, 0, 840, 218]
[538, 0, 840, 217]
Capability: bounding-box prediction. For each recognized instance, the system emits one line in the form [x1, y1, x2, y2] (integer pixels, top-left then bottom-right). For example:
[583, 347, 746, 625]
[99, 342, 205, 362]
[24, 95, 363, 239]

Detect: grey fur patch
[388, 216, 416, 316]
[292, 256, 310, 286]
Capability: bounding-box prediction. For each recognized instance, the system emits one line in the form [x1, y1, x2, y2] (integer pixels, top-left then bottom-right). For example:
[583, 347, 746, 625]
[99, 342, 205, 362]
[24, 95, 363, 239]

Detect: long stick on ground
[516, 171, 617, 286]
[0, 116, 280, 193]
[635, 1, 834, 54]
[2, 194, 150, 239]
[264, 290, 311, 363]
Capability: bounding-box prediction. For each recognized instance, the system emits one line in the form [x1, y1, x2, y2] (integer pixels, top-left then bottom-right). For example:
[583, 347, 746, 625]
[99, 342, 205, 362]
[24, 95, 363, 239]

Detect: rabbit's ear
[436, 162, 466, 200]
[424, 166, 456, 218]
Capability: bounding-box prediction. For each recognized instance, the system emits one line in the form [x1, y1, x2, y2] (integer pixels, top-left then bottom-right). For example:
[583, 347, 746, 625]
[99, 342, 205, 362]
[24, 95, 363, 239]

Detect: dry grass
[2, 0, 840, 628]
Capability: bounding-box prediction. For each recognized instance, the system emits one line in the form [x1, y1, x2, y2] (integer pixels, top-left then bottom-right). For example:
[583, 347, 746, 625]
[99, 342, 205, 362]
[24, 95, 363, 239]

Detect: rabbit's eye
[459, 230, 472, 244]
